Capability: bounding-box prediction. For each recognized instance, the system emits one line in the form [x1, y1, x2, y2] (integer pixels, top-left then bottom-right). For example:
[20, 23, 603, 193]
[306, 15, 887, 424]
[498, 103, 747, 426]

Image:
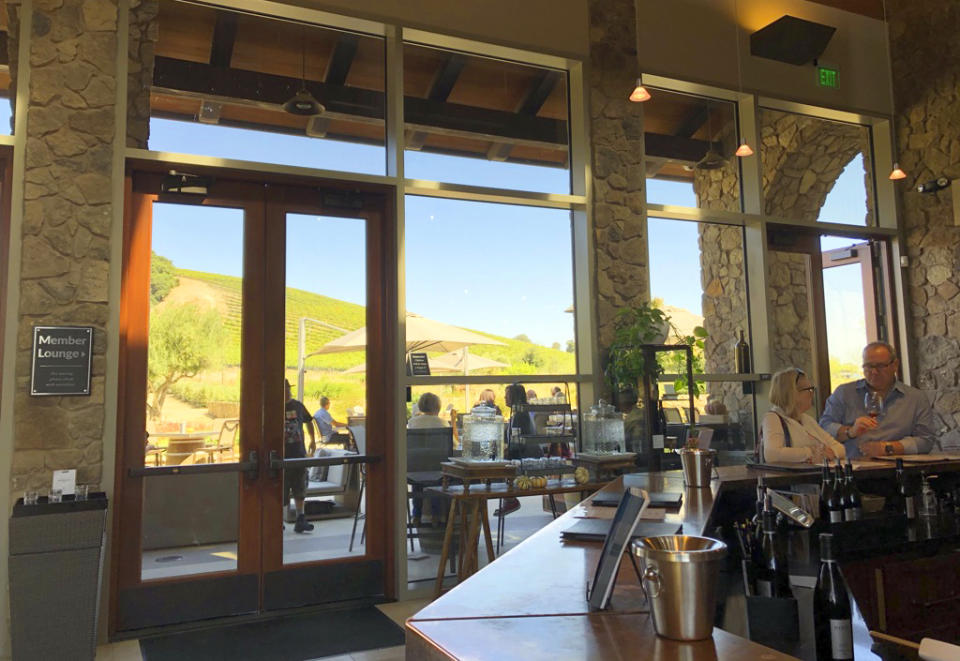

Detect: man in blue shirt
[820, 342, 937, 458]
[313, 396, 346, 443]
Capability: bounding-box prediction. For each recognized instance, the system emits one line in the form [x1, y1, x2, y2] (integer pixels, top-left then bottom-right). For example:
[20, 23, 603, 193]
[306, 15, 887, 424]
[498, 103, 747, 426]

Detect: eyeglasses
[794, 368, 806, 384]
[863, 361, 894, 371]
[798, 386, 816, 393]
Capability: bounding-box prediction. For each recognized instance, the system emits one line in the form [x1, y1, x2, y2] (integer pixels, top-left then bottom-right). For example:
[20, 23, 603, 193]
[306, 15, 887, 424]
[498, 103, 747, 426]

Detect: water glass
[49, 488, 63, 503]
[75, 484, 89, 501]
[23, 490, 39, 506]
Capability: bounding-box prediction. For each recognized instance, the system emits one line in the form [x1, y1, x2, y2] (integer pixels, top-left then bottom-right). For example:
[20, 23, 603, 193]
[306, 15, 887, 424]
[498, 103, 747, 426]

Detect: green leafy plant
[604, 304, 673, 393]
[662, 325, 708, 396]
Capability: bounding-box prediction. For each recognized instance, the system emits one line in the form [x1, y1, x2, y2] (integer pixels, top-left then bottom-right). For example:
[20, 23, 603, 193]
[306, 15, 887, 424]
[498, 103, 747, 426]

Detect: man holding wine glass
[820, 342, 936, 458]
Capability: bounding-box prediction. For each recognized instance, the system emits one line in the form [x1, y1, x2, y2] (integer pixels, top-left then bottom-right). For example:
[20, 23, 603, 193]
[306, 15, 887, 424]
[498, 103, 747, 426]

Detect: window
[402, 43, 570, 194]
[150, 1, 385, 174]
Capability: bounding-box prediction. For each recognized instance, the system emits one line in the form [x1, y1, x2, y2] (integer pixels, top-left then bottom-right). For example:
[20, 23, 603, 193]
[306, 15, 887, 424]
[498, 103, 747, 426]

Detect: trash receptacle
[9, 493, 108, 661]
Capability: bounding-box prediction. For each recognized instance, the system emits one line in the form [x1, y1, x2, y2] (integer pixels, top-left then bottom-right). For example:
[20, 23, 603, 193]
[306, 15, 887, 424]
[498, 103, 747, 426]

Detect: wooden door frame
[111, 161, 397, 635]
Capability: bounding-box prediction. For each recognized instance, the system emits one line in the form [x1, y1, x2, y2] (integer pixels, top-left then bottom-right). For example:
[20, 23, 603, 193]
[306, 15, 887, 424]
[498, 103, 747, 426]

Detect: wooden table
[425, 478, 606, 596]
[574, 453, 638, 481]
[439, 461, 517, 493]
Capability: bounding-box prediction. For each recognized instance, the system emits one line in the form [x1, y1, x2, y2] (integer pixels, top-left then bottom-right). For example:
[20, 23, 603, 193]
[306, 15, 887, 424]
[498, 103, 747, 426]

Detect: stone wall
[127, 0, 157, 148]
[9, 0, 119, 495]
[588, 0, 648, 357]
[766, 251, 814, 374]
[889, 0, 960, 448]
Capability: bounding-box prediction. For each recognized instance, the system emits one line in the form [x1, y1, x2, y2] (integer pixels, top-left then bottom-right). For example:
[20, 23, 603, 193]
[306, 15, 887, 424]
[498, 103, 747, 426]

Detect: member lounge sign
[30, 326, 93, 396]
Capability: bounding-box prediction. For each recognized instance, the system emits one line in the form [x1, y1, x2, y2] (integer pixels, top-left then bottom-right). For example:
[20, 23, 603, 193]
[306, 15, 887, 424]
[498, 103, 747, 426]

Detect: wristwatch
[884, 443, 895, 455]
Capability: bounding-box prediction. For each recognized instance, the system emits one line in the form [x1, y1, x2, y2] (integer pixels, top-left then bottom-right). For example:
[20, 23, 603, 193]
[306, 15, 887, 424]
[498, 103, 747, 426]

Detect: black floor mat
[139, 607, 405, 661]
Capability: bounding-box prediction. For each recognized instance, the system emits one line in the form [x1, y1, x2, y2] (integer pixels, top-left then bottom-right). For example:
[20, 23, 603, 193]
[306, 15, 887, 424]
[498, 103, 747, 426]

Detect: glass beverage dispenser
[462, 405, 504, 461]
[582, 400, 625, 454]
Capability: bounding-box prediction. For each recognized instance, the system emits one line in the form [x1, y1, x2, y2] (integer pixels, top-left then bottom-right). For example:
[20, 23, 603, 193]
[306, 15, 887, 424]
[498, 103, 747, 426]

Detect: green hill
[173, 269, 575, 374]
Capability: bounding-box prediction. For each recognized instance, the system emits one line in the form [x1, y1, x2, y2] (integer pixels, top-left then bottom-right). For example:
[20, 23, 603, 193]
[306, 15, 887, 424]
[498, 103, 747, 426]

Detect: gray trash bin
[9, 494, 108, 661]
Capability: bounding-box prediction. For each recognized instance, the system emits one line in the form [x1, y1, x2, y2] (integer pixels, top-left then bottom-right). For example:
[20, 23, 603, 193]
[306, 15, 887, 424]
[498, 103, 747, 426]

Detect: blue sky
[148, 118, 870, 354]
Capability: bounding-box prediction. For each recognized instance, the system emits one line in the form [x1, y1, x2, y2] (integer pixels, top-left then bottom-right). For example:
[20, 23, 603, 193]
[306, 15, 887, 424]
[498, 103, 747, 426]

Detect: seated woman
[762, 367, 846, 463]
[408, 392, 449, 429]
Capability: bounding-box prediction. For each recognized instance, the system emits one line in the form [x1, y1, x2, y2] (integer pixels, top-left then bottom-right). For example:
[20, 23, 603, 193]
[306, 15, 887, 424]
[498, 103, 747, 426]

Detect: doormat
[139, 607, 405, 661]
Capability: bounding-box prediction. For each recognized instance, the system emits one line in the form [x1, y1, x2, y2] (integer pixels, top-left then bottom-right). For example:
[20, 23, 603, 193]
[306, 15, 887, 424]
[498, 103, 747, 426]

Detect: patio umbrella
[313, 313, 506, 355]
[343, 348, 508, 374]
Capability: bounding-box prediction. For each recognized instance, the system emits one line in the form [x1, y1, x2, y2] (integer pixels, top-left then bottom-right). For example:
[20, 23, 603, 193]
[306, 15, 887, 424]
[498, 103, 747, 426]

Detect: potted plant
[604, 304, 708, 404]
[604, 304, 673, 400]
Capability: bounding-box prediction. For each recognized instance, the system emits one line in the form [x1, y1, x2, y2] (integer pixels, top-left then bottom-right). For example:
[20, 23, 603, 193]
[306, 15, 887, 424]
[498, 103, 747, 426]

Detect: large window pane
[760, 109, 874, 225]
[151, 1, 385, 175]
[404, 196, 576, 377]
[643, 90, 740, 211]
[403, 43, 570, 194]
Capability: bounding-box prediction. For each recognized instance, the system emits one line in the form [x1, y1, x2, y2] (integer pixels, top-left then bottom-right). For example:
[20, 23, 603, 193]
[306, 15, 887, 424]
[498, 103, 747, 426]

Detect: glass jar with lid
[581, 400, 625, 455]
[462, 405, 504, 461]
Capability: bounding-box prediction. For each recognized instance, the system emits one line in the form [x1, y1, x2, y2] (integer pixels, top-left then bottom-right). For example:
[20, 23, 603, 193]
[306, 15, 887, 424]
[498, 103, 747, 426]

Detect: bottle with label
[735, 329, 753, 394]
[842, 460, 862, 521]
[819, 459, 834, 521]
[896, 458, 917, 521]
[826, 462, 845, 524]
[814, 533, 854, 661]
[650, 390, 666, 451]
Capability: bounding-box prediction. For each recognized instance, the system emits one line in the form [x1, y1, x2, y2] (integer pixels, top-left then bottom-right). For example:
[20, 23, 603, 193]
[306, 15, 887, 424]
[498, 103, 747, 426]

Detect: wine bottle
[651, 398, 666, 450]
[758, 495, 792, 598]
[842, 461, 862, 521]
[814, 533, 854, 661]
[735, 329, 753, 394]
[897, 458, 917, 521]
[819, 459, 834, 522]
[826, 463, 845, 524]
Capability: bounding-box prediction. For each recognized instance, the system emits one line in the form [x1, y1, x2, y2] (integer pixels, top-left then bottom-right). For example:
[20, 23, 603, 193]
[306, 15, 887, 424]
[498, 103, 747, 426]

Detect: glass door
[113, 170, 395, 633]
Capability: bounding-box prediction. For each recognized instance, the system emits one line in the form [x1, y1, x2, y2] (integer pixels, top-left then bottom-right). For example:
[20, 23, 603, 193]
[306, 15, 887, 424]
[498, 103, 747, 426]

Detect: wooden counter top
[407, 458, 960, 660]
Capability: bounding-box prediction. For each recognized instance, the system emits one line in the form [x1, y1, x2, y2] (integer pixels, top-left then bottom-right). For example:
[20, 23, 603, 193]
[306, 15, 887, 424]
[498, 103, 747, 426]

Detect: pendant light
[882, 0, 905, 180]
[282, 27, 325, 117]
[733, 0, 753, 157]
[627, 2, 651, 102]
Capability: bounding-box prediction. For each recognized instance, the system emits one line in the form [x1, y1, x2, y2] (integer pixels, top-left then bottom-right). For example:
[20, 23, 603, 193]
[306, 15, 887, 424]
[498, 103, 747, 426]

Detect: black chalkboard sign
[30, 326, 93, 396]
[408, 352, 431, 376]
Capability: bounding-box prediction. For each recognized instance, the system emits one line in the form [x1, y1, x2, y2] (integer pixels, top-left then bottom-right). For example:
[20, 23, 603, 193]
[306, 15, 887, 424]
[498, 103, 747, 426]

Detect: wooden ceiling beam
[153, 56, 710, 163]
[428, 53, 467, 102]
[519, 70, 560, 116]
[325, 34, 358, 86]
[208, 12, 237, 68]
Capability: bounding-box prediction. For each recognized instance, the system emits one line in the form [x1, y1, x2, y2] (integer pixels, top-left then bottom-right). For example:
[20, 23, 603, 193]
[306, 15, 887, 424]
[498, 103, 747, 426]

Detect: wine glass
[864, 391, 883, 422]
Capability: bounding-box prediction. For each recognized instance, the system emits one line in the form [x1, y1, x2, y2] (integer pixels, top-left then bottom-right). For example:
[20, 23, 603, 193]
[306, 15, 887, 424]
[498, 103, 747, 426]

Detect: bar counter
[406, 459, 960, 660]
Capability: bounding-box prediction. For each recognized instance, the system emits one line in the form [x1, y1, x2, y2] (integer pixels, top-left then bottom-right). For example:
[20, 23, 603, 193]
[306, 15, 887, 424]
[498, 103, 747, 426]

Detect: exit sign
[818, 66, 839, 88]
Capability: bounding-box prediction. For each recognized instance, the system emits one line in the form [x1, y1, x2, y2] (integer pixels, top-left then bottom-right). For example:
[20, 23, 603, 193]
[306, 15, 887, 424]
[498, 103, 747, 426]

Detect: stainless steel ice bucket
[679, 448, 717, 488]
[633, 535, 727, 641]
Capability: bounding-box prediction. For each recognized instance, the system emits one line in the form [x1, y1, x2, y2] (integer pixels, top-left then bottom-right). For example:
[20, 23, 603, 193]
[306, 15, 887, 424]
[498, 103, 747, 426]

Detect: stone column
[127, 0, 157, 148]
[9, 0, 120, 495]
[888, 0, 960, 448]
[588, 0, 648, 362]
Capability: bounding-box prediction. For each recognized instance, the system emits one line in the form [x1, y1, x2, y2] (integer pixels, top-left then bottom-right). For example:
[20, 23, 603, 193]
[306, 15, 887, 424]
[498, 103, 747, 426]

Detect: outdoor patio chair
[406, 427, 454, 554]
[214, 418, 240, 461]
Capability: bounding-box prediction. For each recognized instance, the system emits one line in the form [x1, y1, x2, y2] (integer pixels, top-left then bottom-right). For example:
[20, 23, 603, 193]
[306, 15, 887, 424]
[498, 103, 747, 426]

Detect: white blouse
[761, 408, 846, 463]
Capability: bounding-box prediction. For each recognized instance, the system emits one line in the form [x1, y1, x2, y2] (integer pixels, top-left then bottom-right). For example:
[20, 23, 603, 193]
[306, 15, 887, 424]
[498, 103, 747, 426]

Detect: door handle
[129, 450, 260, 478]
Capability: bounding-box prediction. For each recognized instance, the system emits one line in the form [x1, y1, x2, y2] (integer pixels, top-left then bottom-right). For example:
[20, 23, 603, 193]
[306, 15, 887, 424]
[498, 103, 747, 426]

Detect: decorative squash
[515, 475, 533, 490]
[574, 466, 590, 484]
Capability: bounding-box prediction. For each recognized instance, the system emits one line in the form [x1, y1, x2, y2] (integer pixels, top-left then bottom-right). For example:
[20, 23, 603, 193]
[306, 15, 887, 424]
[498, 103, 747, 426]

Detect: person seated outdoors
[408, 392, 448, 527]
[313, 396, 347, 445]
[819, 341, 936, 458]
[409, 392, 449, 429]
[476, 388, 502, 415]
[762, 368, 845, 464]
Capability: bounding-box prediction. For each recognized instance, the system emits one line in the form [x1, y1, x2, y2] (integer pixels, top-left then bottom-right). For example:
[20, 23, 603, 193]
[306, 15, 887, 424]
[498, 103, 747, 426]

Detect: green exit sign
[818, 66, 839, 88]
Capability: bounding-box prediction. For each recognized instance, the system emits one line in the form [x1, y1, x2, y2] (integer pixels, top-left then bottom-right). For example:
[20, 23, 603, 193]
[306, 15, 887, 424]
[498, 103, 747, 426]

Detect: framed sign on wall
[30, 326, 94, 396]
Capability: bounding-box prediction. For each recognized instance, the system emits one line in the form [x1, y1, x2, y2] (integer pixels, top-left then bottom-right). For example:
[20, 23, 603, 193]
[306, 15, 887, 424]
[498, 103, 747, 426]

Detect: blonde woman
[762, 368, 846, 463]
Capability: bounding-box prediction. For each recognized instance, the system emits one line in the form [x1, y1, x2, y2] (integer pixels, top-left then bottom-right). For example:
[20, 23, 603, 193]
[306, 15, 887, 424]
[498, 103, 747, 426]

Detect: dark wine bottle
[758, 495, 792, 598]
[735, 330, 753, 394]
[826, 463, 845, 524]
[814, 533, 853, 661]
[897, 458, 917, 521]
[843, 461, 862, 521]
[819, 459, 834, 521]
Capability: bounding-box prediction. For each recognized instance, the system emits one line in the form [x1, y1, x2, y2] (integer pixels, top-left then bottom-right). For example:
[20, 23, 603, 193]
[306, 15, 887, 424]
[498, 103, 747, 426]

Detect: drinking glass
[75, 485, 89, 501]
[49, 488, 63, 503]
[864, 391, 883, 422]
[23, 490, 39, 506]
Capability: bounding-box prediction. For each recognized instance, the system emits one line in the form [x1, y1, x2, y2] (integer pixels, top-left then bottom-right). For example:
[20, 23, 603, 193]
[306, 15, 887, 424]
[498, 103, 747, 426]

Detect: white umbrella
[313, 313, 506, 355]
[343, 348, 507, 374]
